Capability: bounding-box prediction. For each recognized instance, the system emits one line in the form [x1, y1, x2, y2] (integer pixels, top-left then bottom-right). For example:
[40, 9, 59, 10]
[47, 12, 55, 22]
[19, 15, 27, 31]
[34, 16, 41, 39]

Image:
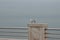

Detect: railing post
[28, 23, 48, 40]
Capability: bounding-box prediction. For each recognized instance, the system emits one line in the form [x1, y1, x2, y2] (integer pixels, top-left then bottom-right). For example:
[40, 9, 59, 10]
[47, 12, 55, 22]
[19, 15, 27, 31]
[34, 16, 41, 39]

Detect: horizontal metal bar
[46, 37, 60, 39]
[0, 31, 28, 33]
[0, 27, 27, 28]
[0, 35, 28, 37]
[48, 28, 60, 30]
[0, 27, 60, 29]
[0, 27, 60, 30]
[45, 33, 60, 35]
[0, 27, 28, 29]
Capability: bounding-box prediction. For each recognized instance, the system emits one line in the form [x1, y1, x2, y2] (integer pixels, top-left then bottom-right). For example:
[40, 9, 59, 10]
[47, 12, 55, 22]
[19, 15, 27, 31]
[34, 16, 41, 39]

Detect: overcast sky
[0, 0, 60, 27]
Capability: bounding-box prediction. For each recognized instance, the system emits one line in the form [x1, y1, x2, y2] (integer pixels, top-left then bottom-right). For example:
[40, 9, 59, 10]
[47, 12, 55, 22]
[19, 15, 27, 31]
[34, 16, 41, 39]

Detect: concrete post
[28, 23, 48, 40]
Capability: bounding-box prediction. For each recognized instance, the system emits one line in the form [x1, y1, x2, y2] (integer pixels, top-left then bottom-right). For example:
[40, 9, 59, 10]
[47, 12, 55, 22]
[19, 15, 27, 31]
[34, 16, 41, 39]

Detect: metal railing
[0, 27, 60, 40]
[45, 28, 60, 40]
[0, 27, 28, 39]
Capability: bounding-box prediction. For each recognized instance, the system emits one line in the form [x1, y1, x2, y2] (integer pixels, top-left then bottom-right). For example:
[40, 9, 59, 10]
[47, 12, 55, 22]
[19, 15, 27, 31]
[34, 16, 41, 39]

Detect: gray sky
[0, 0, 60, 27]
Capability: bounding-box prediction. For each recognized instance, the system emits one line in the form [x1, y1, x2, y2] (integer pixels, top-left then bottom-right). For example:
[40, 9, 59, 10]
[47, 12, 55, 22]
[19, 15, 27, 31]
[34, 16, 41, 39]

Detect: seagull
[29, 18, 36, 24]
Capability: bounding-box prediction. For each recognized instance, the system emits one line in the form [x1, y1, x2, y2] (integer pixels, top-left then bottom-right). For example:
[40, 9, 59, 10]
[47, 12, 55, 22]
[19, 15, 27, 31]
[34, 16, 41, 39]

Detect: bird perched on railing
[29, 18, 36, 24]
